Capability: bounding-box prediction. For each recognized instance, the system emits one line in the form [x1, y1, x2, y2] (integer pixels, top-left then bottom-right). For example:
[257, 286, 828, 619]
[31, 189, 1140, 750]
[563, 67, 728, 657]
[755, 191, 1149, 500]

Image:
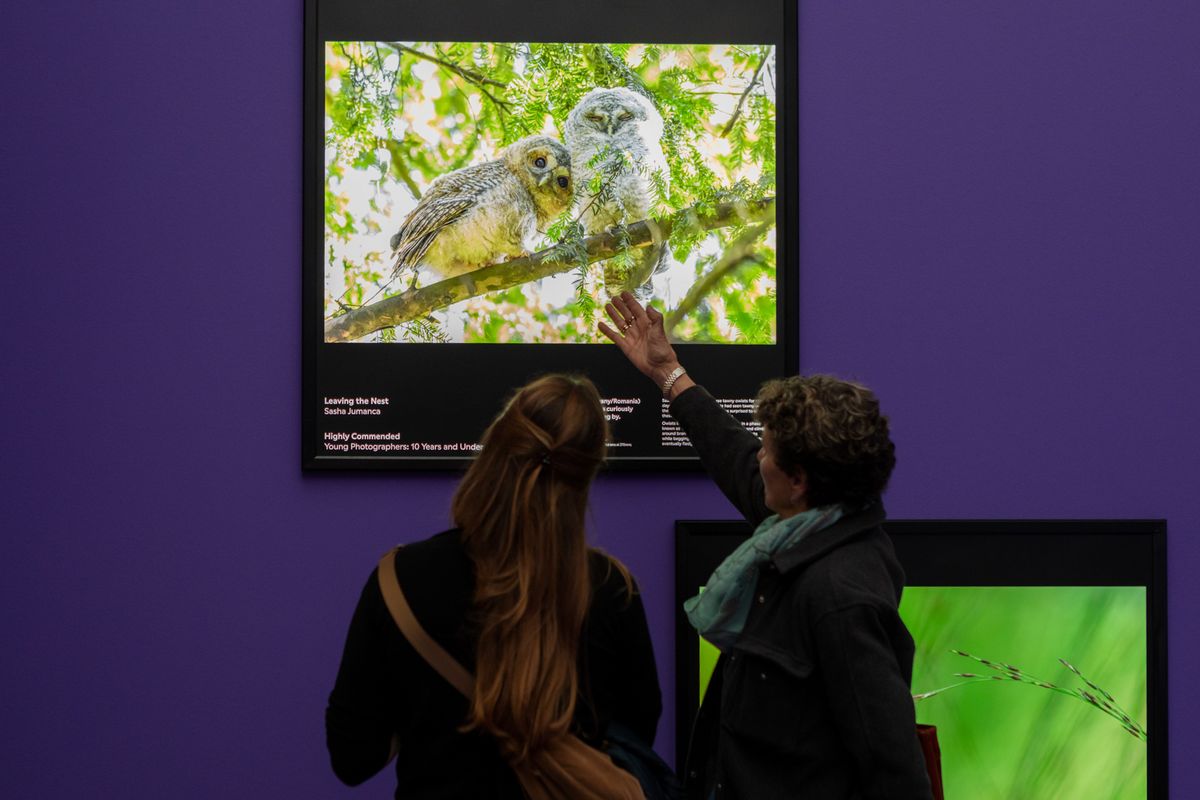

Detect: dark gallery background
[3, 0, 1198, 796]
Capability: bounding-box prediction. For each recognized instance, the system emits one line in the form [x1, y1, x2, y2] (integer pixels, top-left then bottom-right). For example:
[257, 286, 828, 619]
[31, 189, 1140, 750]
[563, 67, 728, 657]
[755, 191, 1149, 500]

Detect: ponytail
[451, 375, 607, 763]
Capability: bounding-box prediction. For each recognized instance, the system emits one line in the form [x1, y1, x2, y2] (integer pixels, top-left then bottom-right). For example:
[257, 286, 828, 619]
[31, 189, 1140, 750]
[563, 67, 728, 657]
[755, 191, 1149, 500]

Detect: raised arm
[600, 292, 770, 525]
[599, 291, 696, 402]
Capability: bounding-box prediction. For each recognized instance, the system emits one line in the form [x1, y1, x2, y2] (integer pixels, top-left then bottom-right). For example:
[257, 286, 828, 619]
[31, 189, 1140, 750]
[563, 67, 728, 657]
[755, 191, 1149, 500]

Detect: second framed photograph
[304, 0, 797, 468]
[675, 520, 1168, 796]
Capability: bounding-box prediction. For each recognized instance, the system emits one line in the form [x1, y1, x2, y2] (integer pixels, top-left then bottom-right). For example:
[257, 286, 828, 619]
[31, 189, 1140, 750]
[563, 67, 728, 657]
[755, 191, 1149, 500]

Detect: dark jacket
[672, 386, 931, 800]
[326, 529, 663, 799]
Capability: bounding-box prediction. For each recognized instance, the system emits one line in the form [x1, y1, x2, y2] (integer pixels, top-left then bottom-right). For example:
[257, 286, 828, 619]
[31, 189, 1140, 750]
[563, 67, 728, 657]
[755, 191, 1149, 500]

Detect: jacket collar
[770, 502, 887, 575]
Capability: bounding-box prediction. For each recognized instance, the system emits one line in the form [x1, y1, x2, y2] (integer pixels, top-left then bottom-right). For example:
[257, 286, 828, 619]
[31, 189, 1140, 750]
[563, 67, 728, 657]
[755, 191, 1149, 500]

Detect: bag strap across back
[377, 547, 474, 698]
[377, 546, 647, 800]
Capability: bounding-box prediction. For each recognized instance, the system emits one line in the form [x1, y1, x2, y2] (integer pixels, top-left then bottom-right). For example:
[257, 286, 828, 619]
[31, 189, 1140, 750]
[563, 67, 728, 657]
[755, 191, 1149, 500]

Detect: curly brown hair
[754, 375, 896, 510]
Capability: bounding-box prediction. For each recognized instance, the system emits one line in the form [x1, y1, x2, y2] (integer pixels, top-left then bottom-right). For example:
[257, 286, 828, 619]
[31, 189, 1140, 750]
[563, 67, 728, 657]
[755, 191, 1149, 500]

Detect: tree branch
[583, 44, 655, 104]
[381, 42, 511, 120]
[380, 138, 423, 200]
[323, 198, 775, 343]
[385, 42, 508, 88]
[721, 53, 768, 138]
[663, 222, 771, 336]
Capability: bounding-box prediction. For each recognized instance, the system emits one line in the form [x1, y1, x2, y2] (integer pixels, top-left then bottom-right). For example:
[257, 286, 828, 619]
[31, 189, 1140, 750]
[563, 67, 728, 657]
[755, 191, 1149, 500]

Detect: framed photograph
[675, 519, 1168, 797]
[303, 0, 797, 468]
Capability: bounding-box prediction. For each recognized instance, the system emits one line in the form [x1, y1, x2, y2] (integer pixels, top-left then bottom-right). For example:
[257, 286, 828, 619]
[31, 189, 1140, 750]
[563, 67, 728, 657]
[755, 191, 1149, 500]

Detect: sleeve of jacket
[668, 385, 771, 525]
[325, 570, 399, 786]
[813, 604, 933, 799]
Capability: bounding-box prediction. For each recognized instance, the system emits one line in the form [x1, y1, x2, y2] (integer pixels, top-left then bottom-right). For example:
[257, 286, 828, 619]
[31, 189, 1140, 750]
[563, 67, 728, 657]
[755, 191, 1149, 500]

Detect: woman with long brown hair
[326, 374, 662, 798]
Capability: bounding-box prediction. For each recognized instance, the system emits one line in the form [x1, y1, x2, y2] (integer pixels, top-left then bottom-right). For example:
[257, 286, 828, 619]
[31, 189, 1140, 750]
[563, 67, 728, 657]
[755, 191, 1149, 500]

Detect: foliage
[903, 587, 1147, 799]
[322, 41, 777, 343]
[914, 650, 1148, 742]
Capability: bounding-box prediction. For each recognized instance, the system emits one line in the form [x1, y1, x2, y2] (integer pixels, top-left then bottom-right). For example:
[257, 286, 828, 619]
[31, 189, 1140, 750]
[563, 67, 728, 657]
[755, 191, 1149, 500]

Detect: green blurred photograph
[322, 41, 777, 344]
[697, 585, 1148, 798]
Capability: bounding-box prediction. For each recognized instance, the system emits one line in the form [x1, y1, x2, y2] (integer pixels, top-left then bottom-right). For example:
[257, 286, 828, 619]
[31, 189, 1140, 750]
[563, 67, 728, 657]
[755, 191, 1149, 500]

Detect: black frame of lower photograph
[674, 519, 1167, 795]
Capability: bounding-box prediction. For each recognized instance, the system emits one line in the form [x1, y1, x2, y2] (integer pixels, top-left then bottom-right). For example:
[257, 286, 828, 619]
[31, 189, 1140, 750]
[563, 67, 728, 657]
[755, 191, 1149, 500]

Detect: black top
[671, 386, 932, 800]
[326, 529, 663, 799]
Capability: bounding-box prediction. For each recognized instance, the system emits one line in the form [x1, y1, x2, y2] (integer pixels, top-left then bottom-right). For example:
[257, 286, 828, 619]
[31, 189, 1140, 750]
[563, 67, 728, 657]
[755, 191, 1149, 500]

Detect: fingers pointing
[619, 291, 652, 326]
[598, 320, 622, 345]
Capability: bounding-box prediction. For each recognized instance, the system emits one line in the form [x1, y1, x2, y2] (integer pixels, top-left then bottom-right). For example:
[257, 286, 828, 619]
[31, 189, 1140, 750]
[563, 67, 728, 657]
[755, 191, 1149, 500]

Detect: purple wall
[3, 0, 1197, 796]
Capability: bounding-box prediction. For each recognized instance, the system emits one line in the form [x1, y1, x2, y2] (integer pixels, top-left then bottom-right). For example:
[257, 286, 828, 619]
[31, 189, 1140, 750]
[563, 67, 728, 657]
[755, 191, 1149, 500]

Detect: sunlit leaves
[323, 40, 778, 344]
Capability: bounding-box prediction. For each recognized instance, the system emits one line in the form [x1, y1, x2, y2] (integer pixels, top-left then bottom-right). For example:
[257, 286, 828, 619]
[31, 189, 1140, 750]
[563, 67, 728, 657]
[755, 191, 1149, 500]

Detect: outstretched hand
[599, 292, 693, 397]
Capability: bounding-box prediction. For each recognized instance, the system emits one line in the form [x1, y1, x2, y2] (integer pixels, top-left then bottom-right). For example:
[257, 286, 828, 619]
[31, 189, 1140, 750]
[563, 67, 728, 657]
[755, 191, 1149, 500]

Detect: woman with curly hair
[326, 374, 661, 798]
[601, 293, 931, 800]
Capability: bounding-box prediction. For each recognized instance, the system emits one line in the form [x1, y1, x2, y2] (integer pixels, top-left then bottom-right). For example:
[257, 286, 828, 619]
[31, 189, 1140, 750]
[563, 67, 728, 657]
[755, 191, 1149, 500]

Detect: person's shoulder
[798, 526, 902, 611]
[393, 527, 463, 560]
[390, 528, 471, 580]
[587, 548, 638, 605]
[390, 528, 477, 641]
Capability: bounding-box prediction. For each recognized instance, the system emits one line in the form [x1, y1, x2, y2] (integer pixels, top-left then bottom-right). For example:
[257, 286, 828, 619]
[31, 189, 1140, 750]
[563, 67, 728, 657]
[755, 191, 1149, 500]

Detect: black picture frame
[674, 519, 1168, 795]
[302, 0, 799, 470]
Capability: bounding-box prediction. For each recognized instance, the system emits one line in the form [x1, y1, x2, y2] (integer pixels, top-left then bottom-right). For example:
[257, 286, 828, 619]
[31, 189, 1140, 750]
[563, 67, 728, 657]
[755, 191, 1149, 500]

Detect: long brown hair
[451, 374, 607, 765]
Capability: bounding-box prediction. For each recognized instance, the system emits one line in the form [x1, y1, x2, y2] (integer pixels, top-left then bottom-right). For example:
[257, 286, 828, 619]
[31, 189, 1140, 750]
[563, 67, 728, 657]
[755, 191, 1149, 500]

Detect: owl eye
[557, 176, 569, 188]
[534, 156, 547, 168]
[619, 111, 634, 121]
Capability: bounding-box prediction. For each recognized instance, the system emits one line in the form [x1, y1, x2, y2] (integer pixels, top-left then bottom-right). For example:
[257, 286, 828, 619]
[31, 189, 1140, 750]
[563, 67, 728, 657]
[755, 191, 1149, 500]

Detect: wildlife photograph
[322, 41, 777, 344]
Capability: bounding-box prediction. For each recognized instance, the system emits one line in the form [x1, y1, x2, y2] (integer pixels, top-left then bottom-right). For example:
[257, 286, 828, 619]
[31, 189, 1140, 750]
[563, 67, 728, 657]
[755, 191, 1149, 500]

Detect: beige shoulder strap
[377, 547, 475, 698]
[377, 549, 644, 800]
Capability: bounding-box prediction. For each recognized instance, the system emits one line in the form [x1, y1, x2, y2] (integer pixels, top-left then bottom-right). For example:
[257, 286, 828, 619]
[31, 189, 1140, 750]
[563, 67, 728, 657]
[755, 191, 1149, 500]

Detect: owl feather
[564, 87, 670, 297]
[389, 136, 573, 285]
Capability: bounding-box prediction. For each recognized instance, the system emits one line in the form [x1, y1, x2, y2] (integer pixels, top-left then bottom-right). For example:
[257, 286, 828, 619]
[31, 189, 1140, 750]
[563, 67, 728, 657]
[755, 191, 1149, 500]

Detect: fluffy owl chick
[389, 135, 573, 284]
[564, 87, 670, 295]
